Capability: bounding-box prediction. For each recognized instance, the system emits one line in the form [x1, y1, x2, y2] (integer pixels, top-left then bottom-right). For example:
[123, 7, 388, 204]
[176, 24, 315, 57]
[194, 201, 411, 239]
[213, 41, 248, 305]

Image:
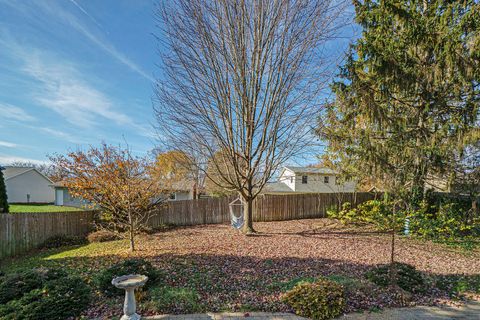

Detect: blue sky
[0, 0, 158, 164]
[0, 0, 357, 166]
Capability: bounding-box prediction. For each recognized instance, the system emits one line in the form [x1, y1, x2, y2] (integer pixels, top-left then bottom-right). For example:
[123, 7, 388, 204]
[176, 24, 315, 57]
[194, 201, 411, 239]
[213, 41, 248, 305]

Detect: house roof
[169, 178, 206, 192]
[283, 166, 338, 175]
[51, 181, 68, 188]
[169, 179, 193, 191]
[3, 166, 35, 180]
[263, 181, 295, 193]
[3, 166, 53, 183]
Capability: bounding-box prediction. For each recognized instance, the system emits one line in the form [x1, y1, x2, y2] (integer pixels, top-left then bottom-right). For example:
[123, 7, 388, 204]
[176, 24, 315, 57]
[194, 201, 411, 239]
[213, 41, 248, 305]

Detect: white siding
[6, 170, 54, 203]
[277, 171, 356, 193]
[173, 191, 193, 201]
[54, 188, 91, 208]
[297, 174, 355, 193]
[280, 168, 296, 191]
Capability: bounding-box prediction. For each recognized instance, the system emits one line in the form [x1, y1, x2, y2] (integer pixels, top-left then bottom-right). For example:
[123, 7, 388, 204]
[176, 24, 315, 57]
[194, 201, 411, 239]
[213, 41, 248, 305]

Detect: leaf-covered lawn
[9, 204, 83, 213]
[1, 218, 479, 318]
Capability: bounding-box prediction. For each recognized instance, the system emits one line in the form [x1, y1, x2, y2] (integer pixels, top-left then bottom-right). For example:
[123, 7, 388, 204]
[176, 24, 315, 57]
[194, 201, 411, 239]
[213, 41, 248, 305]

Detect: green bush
[328, 200, 404, 232]
[0, 168, 8, 213]
[327, 202, 358, 223]
[94, 258, 160, 296]
[42, 234, 87, 248]
[409, 201, 480, 241]
[0, 270, 44, 304]
[366, 262, 426, 293]
[0, 269, 91, 320]
[326, 274, 363, 291]
[282, 279, 345, 320]
[435, 274, 480, 295]
[87, 230, 121, 243]
[268, 276, 317, 292]
[149, 286, 203, 313]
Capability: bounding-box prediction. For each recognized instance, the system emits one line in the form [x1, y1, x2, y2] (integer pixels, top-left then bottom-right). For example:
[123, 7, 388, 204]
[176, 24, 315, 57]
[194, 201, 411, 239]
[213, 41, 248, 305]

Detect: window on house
[302, 175, 308, 184]
[290, 176, 293, 183]
[324, 176, 329, 184]
[169, 193, 176, 200]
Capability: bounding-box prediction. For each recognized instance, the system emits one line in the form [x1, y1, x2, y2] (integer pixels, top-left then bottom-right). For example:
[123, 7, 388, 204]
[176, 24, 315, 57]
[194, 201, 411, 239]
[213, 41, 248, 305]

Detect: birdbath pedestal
[112, 274, 148, 320]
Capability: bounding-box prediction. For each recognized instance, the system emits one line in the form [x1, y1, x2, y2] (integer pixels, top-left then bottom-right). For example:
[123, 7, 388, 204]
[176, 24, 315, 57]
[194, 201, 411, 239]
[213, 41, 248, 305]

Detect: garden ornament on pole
[404, 217, 410, 236]
[112, 274, 148, 320]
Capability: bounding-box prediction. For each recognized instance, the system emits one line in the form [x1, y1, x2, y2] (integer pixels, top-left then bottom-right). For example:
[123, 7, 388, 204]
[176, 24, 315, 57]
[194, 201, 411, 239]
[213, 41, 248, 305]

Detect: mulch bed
[81, 219, 480, 318]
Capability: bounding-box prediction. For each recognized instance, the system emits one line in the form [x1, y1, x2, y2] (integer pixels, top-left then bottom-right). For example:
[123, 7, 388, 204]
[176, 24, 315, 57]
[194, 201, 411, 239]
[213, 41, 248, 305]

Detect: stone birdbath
[112, 274, 148, 320]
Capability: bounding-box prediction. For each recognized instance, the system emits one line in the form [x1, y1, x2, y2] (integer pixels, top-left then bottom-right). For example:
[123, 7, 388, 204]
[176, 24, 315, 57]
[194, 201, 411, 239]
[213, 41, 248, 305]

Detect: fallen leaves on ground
[3, 218, 479, 318]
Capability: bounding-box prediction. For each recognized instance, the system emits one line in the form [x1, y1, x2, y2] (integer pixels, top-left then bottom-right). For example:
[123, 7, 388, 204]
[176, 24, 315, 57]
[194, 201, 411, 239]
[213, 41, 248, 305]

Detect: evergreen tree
[0, 167, 9, 213]
[320, 0, 480, 198]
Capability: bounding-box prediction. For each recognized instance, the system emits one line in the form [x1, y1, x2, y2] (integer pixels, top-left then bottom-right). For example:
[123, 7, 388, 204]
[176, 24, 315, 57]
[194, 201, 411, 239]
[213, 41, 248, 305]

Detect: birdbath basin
[112, 275, 148, 320]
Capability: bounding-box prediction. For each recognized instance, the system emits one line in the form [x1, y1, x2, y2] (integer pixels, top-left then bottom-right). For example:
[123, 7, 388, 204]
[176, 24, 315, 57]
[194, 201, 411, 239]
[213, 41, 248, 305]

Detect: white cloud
[36, 1, 154, 82]
[1, 0, 153, 82]
[38, 127, 84, 144]
[68, 0, 105, 31]
[0, 155, 47, 166]
[0, 141, 18, 148]
[0, 103, 36, 122]
[21, 51, 133, 128]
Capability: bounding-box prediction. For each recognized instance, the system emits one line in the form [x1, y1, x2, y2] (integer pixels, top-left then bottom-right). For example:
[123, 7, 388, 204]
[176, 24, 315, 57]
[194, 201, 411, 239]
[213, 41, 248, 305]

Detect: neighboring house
[168, 179, 206, 201]
[426, 172, 480, 195]
[168, 180, 193, 201]
[363, 173, 479, 195]
[51, 182, 92, 208]
[264, 166, 356, 194]
[3, 166, 55, 203]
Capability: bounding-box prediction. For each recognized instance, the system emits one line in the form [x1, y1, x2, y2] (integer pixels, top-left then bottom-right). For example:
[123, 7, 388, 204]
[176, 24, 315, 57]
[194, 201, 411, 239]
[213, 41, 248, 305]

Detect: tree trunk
[193, 181, 197, 200]
[128, 216, 135, 252]
[242, 196, 255, 234]
[129, 227, 135, 252]
[389, 206, 396, 286]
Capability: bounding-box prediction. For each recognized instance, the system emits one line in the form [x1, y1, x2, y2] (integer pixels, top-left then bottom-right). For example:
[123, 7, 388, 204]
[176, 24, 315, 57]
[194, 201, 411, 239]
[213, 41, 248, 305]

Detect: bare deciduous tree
[154, 0, 347, 233]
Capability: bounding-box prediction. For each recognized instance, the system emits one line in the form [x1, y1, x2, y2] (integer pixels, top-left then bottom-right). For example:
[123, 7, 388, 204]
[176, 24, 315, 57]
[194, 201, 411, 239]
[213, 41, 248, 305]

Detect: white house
[264, 166, 356, 194]
[168, 180, 193, 201]
[168, 179, 207, 201]
[51, 181, 92, 208]
[3, 166, 55, 203]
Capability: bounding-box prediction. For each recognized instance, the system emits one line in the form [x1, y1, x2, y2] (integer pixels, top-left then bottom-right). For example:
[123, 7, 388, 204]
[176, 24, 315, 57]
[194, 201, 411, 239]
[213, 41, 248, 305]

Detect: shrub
[42, 234, 87, 248]
[327, 200, 403, 231]
[282, 279, 345, 320]
[95, 258, 160, 296]
[326, 274, 363, 291]
[149, 286, 203, 313]
[435, 274, 480, 295]
[409, 201, 480, 241]
[0, 269, 91, 320]
[270, 276, 317, 292]
[327, 202, 360, 224]
[0, 270, 43, 304]
[87, 230, 121, 243]
[366, 262, 426, 293]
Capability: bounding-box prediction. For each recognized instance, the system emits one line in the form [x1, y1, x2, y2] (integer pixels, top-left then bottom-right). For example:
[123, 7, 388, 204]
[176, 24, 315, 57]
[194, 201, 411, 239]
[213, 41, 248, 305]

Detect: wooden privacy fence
[149, 192, 377, 227]
[0, 211, 95, 259]
[0, 193, 377, 259]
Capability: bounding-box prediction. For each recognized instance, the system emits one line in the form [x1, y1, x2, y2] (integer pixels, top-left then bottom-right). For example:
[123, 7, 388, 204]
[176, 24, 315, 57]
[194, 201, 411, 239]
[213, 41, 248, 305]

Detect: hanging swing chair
[229, 197, 245, 229]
